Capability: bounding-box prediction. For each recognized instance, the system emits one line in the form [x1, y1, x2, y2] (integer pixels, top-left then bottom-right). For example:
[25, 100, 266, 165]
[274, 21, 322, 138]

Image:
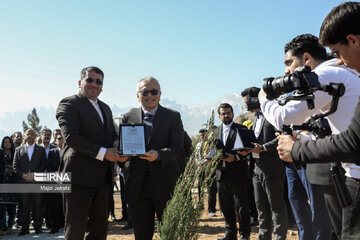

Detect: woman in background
[0, 136, 18, 235]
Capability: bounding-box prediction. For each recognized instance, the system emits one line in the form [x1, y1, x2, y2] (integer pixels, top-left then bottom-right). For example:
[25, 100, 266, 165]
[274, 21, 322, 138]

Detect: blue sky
[0, 0, 345, 135]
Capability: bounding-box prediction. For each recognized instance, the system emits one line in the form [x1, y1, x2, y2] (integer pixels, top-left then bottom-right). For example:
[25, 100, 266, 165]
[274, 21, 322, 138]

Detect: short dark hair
[217, 103, 233, 114]
[80, 66, 104, 80]
[41, 128, 52, 136]
[320, 2, 360, 46]
[11, 131, 22, 139]
[284, 34, 328, 62]
[241, 87, 260, 98]
[199, 129, 207, 134]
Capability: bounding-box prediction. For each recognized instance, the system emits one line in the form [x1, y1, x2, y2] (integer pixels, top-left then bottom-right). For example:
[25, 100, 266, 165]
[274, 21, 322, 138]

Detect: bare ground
[107, 192, 299, 240]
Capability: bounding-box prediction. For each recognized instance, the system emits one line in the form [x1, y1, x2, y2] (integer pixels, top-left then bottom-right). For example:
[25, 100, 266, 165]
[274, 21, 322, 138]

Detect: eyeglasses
[138, 89, 159, 96]
[85, 78, 103, 85]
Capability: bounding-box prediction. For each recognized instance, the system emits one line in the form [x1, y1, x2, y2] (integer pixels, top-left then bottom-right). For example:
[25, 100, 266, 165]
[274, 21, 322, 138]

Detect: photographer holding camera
[260, 33, 360, 240]
[241, 87, 288, 240]
[277, 2, 360, 239]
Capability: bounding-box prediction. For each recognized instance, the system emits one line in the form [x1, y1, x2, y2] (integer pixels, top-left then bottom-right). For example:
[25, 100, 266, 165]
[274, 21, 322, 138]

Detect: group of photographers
[232, 2, 360, 240]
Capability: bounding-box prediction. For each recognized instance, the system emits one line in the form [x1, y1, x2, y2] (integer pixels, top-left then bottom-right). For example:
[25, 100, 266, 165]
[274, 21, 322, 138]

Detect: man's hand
[113, 140, 119, 149]
[277, 135, 295, 162]
[249, 142, 262, 154]
[140, 150, 159, 162]
[258, 88, 267, 100]
[222, 153, 235, 162]
[104, 148, 128, 162]
[237, 151, 248, 156]
[23, 172, 34, 181]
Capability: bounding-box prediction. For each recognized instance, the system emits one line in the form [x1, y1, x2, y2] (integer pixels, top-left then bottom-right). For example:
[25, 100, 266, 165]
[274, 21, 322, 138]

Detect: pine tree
[22, 108, 42, 135]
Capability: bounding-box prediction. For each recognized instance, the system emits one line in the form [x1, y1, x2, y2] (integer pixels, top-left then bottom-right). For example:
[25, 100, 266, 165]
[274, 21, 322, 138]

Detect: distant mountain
[0, 93, 246, 139]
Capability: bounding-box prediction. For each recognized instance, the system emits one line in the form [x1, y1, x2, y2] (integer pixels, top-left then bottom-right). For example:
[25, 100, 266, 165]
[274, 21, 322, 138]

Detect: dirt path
[107, 192, 299, 240]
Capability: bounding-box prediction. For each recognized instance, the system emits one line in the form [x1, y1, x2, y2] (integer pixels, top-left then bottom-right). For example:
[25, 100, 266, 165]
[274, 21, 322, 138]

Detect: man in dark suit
[56, 66, 127, 240]
[46, 134, 65, 234]
[241, 87, 288, 239]
[13, 128, 46, 236]
[215, 103, 252, 240]
[122, 76, 184, 240]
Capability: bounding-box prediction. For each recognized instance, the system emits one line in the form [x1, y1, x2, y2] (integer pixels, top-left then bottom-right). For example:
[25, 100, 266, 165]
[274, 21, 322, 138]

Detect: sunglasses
[138, 89, 159, 96]
[85, 78, 103, 85]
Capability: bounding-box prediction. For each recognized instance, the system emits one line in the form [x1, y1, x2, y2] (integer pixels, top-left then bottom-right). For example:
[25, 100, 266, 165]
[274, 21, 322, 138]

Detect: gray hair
[137, 76, 161, 91]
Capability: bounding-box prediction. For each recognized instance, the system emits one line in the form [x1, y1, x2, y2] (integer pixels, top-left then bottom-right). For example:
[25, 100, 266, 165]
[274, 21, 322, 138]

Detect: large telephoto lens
[263, 74, 296, 100]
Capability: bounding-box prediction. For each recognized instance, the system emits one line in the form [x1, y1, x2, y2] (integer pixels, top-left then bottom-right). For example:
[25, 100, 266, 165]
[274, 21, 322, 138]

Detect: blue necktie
[143, 113, 154, 141]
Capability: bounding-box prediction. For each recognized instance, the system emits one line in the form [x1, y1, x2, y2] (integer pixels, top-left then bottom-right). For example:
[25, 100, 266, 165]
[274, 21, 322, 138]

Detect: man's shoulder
[316, 60, 359, 82]
[60, 94, 79, 103]
[232, 122, 247, 129]
[158, 105, 180, 116]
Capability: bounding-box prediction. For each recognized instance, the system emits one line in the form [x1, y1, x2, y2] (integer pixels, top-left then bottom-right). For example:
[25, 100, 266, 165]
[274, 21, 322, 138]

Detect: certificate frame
[118, 123, 146, 156]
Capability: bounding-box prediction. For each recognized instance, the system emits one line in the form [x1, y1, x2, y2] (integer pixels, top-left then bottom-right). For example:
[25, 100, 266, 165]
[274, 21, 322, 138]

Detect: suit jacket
[122, 104, 184, 206]
[215, 122, 252, 181]
[0, 149, 5, 182]
[252, 116, 285, 177]
[47, 148, 61, 172]
[56, 92, 117, 187]
[13, 144, 46, 182]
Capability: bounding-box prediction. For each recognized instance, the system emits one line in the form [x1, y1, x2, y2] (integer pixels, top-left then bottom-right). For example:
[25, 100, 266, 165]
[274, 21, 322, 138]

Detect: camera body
[263, 66, 320, 100]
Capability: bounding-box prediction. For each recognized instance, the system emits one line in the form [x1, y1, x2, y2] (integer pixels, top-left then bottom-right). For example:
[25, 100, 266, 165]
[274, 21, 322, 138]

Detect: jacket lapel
[78, 93, 105, 129]
[149, 105, 164, 143]
[23, 145, 30, 162]
[225, 123, 237, 147]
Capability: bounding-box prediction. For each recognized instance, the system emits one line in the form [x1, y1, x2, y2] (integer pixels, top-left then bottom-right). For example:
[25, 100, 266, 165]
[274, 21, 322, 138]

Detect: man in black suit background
[56, 66, 127, 240]
[215, 103, 251, 240]
[122, 76, 184, 240]
[46, 134, 65, 234]
[241, 87, 288, 240]
[13, 128, 46, 236]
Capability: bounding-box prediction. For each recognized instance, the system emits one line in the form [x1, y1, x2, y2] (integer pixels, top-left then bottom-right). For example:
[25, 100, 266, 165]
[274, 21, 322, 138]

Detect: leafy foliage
[157, 111, 222, 240]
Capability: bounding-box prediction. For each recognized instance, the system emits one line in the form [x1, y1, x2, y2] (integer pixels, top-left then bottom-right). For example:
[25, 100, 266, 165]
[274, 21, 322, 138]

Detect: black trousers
[45, 193, 64, 229]
[129, 178, 166, 240]
[342, 178, 360, 240]
[217, 176, 250, 238]
[253, 171, 288, 240]
[19, 192, 43, 230]
[322, 185, 342, 239]
[207, 175, 217, 213]
[63, 183, 109, 240]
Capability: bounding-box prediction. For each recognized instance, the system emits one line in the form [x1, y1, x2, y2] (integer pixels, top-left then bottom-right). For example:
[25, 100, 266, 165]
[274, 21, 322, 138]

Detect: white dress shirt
[222, 122, 233, 144]
[88, 98, 107, 161]
[27, 143, 35, 161]
[260, 58, 360, 178]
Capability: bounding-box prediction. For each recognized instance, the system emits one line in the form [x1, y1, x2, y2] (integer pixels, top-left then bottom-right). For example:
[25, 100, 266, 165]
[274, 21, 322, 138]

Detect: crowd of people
[1, 2, 360, 240]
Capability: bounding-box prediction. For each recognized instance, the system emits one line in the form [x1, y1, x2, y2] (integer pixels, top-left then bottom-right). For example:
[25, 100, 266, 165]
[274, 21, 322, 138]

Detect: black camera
[263, 66, 320, 100]
[245, 96, 260, 111]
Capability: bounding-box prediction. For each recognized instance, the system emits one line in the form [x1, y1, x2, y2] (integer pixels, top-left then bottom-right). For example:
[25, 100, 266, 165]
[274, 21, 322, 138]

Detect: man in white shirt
[260, 34, 360, 240]
[13, 128, 46, 236]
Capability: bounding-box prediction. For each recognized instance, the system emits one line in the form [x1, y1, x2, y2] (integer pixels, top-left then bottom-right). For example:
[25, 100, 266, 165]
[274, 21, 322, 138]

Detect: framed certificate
[119, 123, 146, 156]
